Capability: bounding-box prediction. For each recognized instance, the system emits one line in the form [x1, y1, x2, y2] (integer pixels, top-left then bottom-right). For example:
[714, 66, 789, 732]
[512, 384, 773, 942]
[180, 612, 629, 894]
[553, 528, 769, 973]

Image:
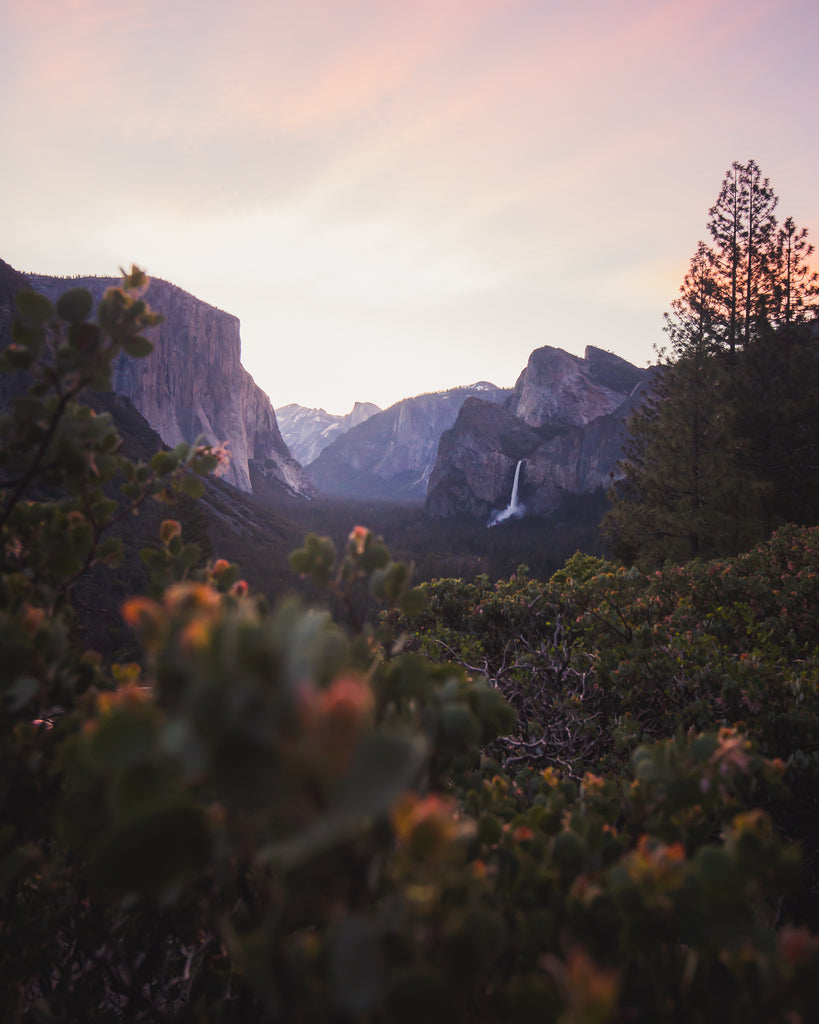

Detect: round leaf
[15, 290, 54, 325]
[56, 288, 93, 324]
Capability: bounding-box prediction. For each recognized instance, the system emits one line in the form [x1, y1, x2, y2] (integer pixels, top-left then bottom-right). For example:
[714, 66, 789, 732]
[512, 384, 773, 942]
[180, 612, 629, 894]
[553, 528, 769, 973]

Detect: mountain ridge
[277, 400, 381, 466]
[306, 381, 513, 503]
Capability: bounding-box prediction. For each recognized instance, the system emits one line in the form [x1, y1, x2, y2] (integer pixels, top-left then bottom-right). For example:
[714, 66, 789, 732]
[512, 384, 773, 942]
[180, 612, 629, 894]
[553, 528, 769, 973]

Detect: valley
[1, 257, 641, 588]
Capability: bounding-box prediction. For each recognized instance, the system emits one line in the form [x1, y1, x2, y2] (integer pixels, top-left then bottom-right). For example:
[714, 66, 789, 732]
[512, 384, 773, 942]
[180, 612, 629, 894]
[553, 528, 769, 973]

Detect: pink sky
[2, 0, 817, 413]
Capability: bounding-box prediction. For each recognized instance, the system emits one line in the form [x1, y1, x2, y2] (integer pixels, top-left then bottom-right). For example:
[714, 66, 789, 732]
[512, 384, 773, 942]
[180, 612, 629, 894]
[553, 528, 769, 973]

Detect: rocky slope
[307, 383, 512, 503]
[277, 401, 381, 466]
[426, 346, 652, 520]
[26, 271, 311, 498]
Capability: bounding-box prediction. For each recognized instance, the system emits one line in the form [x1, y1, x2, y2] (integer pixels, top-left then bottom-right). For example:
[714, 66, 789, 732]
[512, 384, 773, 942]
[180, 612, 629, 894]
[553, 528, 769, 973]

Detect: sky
[2, 0, 818, 415]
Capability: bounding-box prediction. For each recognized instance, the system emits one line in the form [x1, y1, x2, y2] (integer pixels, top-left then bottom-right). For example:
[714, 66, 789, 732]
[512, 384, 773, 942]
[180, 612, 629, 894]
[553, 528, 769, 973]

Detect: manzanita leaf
[15, 290, 54, 325]
[56, 288, 93, 324]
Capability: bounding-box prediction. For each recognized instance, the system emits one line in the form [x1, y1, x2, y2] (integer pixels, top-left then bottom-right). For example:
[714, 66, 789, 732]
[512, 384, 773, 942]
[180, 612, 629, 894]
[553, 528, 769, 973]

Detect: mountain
[277, 401, 381, 466]
[306, 382, 512, 503]
[25, 272, 312, 499]
[426, 346, 652, 520]
[507, 344, 648, 429]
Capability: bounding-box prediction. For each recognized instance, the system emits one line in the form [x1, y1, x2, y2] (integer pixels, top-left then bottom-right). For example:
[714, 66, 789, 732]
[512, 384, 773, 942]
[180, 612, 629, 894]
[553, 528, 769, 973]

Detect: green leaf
[90, 498, 119, 522]
[150, 451, 177, 477]
[289, 550, 312, 575]
[400, 588, 427, 617]
[262, 732, 427, 868]
[9, 318, 45, 353]
[96, 536, 123, 567]
[96, 287, 127, 330]
[15, 290, 54, 325]
[122, 335, 154, 359]
[335, 732, 427, 817]
[438, 702, 481, 746]
[360, 541, 390, 574]
[178, 474, 204, 499]
[56, 288, 93, 324]
[140, 548, 165, 568]
[0, 344, 34, 370]
[181, 543, 201, 569]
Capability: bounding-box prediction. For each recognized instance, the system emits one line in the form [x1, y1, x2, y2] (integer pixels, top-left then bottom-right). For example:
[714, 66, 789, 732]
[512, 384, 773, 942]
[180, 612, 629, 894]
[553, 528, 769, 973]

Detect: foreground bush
[2, 274, 819, 1022]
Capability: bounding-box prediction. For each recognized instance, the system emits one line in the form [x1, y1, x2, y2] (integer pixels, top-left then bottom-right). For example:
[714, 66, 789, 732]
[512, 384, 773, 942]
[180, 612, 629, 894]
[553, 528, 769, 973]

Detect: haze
[2, 0, 817, 413]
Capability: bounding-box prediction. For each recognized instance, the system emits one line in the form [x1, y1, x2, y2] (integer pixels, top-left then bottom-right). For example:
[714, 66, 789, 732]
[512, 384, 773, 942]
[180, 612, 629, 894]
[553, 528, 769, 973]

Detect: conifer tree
[731, 321, 819, 533]
[603, 351, 758, 566]
[664, 241, 720, 360]
[604, 160, 819, 565]
[706, 159, 778, 352]
[771, 216, 819, 326]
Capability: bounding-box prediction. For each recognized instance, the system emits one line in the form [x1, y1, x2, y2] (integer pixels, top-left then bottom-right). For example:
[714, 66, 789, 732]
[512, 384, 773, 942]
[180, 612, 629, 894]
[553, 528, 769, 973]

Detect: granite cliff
[507, 345, 647, 429]
[307, 383, 512, 503]
[26, 272, 311, 498]
[426, 346, 651, 520]
[277, 401, 381, 466]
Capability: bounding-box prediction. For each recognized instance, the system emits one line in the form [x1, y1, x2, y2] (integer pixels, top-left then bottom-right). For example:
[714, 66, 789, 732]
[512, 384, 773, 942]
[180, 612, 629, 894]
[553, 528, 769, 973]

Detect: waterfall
[488, 459, 526, 527]
[509, 458, 522, 512]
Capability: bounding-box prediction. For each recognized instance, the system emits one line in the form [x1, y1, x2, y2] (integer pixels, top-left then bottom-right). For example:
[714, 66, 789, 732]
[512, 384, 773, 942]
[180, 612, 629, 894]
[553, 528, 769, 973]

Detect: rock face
[277, 401, 381, 466]
[307, 383, 512, 503]
[26, 272, 311, 498]
[507, 345, 648, 429]
[426, 346, 652, 520]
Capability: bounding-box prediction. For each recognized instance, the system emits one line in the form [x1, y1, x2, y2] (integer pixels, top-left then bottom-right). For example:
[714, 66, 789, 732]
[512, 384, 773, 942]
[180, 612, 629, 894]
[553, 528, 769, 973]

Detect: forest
[2, 160, 819, 1022]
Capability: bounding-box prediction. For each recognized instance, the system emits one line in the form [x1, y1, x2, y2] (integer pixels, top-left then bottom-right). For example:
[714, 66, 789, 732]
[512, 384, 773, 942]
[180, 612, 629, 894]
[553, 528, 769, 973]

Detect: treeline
[263, 488, 609, 586]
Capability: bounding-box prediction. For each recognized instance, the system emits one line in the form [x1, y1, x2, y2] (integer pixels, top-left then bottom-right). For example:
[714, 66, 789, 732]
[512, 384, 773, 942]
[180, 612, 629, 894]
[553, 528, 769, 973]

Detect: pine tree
[731, 322, 819, 533]
[603, 351, 759, 566]
[706, 159, 778, 353]
[664, 241, 720, 360]
[771, 216, 819, 327]
[604, 160, 819, 565]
